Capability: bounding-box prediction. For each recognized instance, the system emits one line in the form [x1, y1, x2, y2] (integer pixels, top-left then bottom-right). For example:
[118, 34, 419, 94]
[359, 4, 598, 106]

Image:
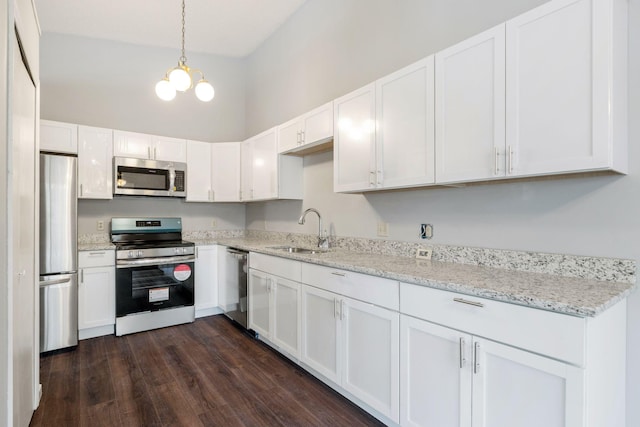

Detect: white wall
[243, 0, 640, 424]
[40, 33, 245, 142]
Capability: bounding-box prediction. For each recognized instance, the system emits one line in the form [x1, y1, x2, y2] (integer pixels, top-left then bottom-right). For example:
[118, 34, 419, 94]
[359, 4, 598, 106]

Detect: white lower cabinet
[400, 315, 584, 427]
[194, 245, 220, 318]
[248, 253, 301, 359]
[78, 250, 115, 339]
[300, 283, 400, 423]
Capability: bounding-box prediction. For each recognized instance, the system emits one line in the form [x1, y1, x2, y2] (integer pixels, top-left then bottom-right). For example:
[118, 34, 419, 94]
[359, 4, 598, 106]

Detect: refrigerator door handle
[39, 277, 73, 287]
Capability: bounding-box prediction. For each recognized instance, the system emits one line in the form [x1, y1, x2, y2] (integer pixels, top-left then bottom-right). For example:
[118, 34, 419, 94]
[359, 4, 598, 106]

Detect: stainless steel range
[111, 217, 195, 336]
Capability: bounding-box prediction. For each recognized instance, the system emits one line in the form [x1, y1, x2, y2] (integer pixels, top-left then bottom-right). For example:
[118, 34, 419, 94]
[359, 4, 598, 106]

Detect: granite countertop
[197, 237, 636, 318]
[78, 242, 116, 251]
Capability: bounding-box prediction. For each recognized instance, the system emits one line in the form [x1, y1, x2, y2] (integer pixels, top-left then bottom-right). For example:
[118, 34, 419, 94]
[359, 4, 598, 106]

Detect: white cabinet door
[40, 120, 78, 154]
[400, 315, 472, 427]
[153, 135, 186, 162]
[472, 338, 585, 427]
[113, 130, 154, 159]
[506, 0, 624, 176]
[342, 297, 400, 423]
[435, 24, 506, 184]
[334, 83, 376, 192]
[250, 129, 278, 200]
[272, 276, 300, 359]
[186, 140, 213, 202]
[211, 142, 241, 202]
[248, 269, 271, 338]
[278, 117, 303, 153]
[78, 266, 115, 330]
[195, 245, 218, 317]
[240, 139, 253, 201]
[300, 285, 341, 384]
[376, 57, 435, 189]
[78, 125, 113, 199]
[302, 101, 334, 148]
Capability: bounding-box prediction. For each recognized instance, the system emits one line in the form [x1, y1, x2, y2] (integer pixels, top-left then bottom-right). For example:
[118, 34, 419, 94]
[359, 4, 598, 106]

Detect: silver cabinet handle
[459, 337, 466, 368]
[377, 170, 382, 186]
[80, 269, 84, 284]
[211, 190, 215, 201]
[148, 146, 151, 159]
[154, 147, 157, 160]
[340, 300, 345, 320]
[88, 251, 105, 256]
[334, 298, 340, 319]
[369, 171, 375, 187]
[494, 147, 500, 175]
[331, 272, 346, 277]
[80, 183, 83, 197]
[474, 342, 481, 374]
[508, 145, 514, 174]
[301, 130, 305, 144]
[453, 297, 484, 308]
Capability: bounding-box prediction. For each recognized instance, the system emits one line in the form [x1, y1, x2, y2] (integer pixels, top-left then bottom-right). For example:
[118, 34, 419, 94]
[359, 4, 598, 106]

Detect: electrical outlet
[377, 222, 389, 237]
[211, 219, 217, 228]
[420, 223, 433, 239]
[416, 247, 433, 260]
[97, 220, 104, 231]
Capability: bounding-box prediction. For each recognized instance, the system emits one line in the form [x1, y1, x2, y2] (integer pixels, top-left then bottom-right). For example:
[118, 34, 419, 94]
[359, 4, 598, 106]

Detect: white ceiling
[34, 0, 307, 58]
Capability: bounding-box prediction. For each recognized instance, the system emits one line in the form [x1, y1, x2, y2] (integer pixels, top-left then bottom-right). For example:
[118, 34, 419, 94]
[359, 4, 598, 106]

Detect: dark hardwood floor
[30, 315, 383, 426]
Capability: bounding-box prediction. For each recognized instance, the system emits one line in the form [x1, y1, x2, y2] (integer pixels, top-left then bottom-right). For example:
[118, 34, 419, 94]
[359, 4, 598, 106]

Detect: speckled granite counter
[192, 235, 636, 318]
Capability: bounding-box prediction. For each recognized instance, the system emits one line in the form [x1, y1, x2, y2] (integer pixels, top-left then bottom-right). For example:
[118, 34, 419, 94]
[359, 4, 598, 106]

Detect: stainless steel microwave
[113, 157, 186, 197]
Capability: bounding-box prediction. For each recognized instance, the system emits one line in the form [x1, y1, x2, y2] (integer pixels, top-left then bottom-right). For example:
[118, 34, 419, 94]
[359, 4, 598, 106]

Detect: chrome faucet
[298, 208, 329, 250]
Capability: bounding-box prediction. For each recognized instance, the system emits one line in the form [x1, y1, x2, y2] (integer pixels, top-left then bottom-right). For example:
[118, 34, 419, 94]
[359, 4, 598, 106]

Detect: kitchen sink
[268, 246, 322, 254]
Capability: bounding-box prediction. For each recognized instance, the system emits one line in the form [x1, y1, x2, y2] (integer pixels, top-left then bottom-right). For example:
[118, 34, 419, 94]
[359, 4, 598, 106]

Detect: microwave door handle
[168, 166, 176, 194]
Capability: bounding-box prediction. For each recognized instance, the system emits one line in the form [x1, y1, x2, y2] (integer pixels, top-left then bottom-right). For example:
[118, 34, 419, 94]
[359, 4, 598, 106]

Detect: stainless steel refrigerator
[39, 153, 78, 352]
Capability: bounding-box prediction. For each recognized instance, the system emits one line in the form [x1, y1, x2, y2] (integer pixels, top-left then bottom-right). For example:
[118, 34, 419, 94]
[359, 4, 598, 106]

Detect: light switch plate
[416, 247, 432, 260]
[97, 220, 104, 231]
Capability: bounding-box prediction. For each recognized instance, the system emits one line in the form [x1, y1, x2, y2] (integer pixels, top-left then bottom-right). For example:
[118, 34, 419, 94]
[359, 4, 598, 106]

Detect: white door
[333, 83, 376, 192]
[278, 117, 303, 153]
[248, 269, 271, 338]
[303, 101, 334, 146]
[78, 126, 113, 199]
[78, 267, 115, 330]
[211, 142, 241, 202]
[506, 0, 611, 176]
[113, 130, 153, 159]
[194, 246, 218, 316]
[12, 36, 37, 425]
[153, 135, 186, 162]
[300, 285, 341, 384]
[272, 276, 300, 359]
[341, 297, 400, 422]
[435, 24, 506, 184]
[400, 315, 472, 427]
[186, 140, 212, 202]
[376, 57, 435, 189]
[240, 139, 253, 201]
[250, 129, 278, 200]
[471, 338, 585, 427]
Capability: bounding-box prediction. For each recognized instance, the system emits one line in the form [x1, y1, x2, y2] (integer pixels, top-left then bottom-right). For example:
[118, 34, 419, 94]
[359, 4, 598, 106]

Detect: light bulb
[169, 66, 192, 92]
[155, 78, 176, 101]
[195, 80, 215, 102]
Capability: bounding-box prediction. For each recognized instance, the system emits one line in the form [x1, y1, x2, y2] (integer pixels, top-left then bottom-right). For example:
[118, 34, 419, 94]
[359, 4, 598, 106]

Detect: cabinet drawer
[78, 250, 115, 268]
[400, 283, 586, 366]
[302, 263, 398, 311]
[250, 252, 301, 282]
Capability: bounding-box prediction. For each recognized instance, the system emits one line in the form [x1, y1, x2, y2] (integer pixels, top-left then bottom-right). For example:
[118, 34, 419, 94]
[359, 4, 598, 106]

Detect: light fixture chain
[180, 0, 187, 63]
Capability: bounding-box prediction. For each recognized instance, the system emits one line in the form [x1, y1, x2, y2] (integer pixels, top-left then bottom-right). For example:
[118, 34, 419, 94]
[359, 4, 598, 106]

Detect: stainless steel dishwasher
[220, 247, 248, 329]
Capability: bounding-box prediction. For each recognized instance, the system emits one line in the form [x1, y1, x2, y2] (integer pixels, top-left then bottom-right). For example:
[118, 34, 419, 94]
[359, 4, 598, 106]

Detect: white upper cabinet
[435, 24, 506, 184]
[334, 57, 436, 193]
[40, 120, 78, 154]
[376, 57, 435, 189]
[185, 140, 213, 202]
[505, 0, 627, 176]
[334, 83, 377, 192]
[78, 125, 113, 199]
[211, 142, 241, 202]
[241, 127, 303, 202]
[113, 130, 186, 162]
[278, 101, 334, 154]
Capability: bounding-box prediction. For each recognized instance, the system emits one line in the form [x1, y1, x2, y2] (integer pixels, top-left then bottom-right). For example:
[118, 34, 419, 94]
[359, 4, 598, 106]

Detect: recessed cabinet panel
[195, 245, 218, 316]
[435, 24, 506, 184]
[152, 135, 186, 162]
[113, 130, 153, 159]
[211, 142, 241, 202]
[186, 140, 213, 202]
[248, 269, 271, 337]
[40, 120, 78, 154]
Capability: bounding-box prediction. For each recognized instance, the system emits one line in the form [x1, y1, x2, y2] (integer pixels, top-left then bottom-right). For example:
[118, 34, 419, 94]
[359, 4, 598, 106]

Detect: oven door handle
[116, 255, 195, 268]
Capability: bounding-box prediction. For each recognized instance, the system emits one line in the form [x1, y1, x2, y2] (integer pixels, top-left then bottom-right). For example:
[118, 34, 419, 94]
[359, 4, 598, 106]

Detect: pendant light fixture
[155, 0, 215, 102]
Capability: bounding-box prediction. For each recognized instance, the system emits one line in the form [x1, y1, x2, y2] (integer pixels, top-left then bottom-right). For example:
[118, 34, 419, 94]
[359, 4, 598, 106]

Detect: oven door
[116, 255, 195, 317]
